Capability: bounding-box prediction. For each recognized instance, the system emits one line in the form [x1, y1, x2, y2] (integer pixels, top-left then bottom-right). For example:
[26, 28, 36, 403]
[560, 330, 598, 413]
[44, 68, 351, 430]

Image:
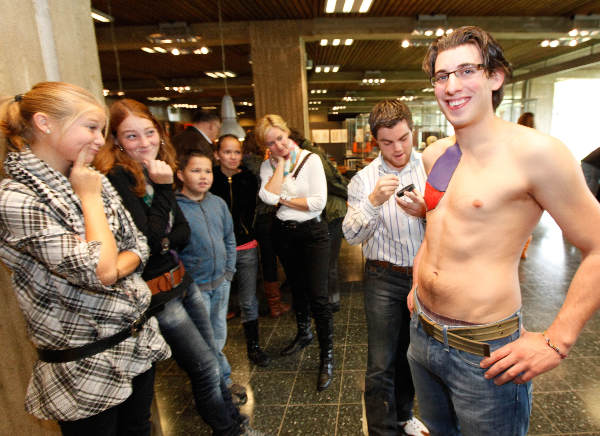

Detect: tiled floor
[154, 212, 600, 435]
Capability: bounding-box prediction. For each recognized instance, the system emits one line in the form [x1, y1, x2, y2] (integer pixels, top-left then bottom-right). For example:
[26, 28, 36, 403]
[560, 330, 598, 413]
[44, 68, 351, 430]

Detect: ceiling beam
[308, 70, 427, 83]
[101, 76, 252, 91]
[512, 52, 600, 82]
[95, 16, 592, 51]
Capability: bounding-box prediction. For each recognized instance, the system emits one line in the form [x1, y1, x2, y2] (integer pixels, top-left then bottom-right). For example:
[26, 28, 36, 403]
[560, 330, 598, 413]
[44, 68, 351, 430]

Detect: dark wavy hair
[517, 112, 535, 128]
[368, 99, 414, 139]
[422, 26, 512, 111]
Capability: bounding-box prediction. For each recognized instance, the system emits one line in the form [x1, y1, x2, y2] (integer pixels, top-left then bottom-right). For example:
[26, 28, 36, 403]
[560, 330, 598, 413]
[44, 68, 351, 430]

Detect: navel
[472, 199, 483, 208]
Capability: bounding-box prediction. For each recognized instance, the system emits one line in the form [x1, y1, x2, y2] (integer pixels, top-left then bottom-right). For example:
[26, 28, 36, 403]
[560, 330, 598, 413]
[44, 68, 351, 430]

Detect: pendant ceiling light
[217, 0, 245, 140]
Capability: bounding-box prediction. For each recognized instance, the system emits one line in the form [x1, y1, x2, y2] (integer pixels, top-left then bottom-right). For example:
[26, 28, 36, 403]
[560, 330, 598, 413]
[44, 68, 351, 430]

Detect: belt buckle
[284, 221, 297, 230]
[131, 314, 147, 337]
[167, 264, 179, 287]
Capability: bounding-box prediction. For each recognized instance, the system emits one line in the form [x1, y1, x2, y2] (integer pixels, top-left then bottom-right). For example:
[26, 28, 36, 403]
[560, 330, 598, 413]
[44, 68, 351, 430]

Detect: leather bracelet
[543, 331, 567, 359]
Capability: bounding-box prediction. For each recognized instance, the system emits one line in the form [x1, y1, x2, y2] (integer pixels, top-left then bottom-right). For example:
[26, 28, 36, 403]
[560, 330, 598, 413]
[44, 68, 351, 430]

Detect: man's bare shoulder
[505, 122, 569, 167]
[422, 136, 456, 173]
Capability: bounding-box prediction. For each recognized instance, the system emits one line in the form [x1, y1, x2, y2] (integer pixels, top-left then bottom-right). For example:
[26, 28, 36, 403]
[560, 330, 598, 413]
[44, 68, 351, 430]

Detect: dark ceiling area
[91, 0, 600, 116]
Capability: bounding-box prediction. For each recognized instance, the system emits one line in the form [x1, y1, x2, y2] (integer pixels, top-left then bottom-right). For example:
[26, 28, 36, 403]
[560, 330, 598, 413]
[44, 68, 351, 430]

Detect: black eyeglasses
[430, 64, 485, 87]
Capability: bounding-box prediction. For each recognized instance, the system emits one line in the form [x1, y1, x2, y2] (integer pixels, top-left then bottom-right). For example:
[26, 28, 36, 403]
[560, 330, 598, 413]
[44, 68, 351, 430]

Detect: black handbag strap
[291, 152, 313, 179]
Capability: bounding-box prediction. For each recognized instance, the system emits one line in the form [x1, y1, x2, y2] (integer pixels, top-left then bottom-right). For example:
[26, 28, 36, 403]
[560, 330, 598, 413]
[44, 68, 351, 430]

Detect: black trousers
[58, 366, 156, 436]
[273, 217, 332, 321]
[255, 212, 279, 282]
[327, 217, 344, 305]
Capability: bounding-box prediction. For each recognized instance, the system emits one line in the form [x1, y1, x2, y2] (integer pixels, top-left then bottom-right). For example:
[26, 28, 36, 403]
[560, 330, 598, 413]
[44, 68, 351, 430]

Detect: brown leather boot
[263, 281, 291, 318]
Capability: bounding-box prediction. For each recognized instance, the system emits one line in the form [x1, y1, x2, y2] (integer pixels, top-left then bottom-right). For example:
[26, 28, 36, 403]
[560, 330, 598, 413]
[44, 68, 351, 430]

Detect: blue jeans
[363, 261, 415, 436]
[198, 279, 233, 386]
[155, 283, 240, 436]
[234, 247, 259, 323]
[407, 298, 532, 436]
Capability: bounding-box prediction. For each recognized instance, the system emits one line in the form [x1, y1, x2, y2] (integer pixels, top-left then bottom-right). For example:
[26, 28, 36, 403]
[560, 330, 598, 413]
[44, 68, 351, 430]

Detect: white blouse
[259, 149, 327, 222]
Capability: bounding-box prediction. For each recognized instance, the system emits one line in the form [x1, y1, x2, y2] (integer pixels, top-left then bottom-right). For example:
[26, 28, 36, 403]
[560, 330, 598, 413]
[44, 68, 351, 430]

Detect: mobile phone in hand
[396, 184, 415, 198]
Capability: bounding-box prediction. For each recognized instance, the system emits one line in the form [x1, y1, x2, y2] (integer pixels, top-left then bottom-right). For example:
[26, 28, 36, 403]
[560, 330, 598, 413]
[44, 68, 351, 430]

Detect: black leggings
[58, 366, 155, 436]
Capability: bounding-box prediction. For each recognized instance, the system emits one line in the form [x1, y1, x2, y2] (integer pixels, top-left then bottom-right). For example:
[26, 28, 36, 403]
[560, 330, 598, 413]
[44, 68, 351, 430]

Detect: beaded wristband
[543, 331, 567, 359]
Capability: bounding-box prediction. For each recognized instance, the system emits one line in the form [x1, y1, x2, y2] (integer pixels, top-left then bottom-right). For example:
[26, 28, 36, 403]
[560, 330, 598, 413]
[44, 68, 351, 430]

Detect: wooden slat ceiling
[91, 0, 600, 24]
[92, 0, 600, 114]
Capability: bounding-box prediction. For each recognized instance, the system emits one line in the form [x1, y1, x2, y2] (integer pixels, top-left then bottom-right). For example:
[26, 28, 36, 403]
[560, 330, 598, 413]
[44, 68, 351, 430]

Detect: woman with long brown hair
[94, 99, 263, 436]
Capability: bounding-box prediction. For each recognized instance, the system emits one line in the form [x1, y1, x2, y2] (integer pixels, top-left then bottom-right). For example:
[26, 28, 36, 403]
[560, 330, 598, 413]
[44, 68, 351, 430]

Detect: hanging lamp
[217, 0, 245, 140]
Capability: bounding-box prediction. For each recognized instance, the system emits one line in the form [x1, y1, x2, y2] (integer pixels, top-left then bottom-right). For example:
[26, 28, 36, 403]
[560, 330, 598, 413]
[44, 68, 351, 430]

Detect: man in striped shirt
[343, 100, 428, 436]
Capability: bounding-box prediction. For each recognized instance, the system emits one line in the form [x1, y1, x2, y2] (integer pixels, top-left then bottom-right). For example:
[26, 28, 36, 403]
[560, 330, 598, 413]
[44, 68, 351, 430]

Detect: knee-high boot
[280, 311, 313, 356]
[242, 319, 271, 367]
[264, 281, 292, 318]
[316, 317, 334, 391]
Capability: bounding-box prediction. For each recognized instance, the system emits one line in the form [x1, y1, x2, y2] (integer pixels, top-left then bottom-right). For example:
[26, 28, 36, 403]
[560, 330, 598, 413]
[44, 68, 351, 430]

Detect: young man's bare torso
[417, 121, 554, 323]
[409, 40, 600, 384]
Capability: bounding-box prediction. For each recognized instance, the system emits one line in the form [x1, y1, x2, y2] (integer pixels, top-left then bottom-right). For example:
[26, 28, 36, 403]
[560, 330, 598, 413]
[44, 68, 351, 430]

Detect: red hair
[94, 99, 176, 197]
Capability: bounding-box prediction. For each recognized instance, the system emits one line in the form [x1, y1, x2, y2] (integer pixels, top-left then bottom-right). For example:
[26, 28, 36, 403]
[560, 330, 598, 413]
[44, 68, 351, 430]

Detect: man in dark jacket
[173, 110, 221, 158]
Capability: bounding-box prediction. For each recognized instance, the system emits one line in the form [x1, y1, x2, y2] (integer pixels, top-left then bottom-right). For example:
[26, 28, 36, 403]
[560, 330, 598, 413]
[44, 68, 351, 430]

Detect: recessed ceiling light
[359, 0, 372, 13]
[91, 8, 113, 23]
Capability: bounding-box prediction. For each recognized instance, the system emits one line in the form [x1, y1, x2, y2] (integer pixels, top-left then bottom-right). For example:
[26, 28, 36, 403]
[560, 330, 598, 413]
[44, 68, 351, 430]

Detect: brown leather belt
[366, 259, 412, 275]
[419, 313, 519, 357]
[146, 261, 185, 295]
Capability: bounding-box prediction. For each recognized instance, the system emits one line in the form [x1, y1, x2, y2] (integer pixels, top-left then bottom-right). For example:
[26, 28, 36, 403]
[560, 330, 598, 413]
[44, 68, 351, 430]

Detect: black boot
[243, 320, 271, 367]
[280, 312, 313, 356]
[316, 317, 334, 391]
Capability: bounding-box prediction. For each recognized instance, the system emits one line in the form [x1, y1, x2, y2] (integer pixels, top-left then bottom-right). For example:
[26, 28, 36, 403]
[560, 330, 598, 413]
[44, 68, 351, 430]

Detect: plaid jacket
[0, 149, 170, 421]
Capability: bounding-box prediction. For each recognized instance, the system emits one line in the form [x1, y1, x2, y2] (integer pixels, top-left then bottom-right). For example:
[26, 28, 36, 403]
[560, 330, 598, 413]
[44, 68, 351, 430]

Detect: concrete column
[0, 0, 103, 100]
[528, 76, 555, 135]
[249, 21, 310, 138]
[0, 1, 103, 435]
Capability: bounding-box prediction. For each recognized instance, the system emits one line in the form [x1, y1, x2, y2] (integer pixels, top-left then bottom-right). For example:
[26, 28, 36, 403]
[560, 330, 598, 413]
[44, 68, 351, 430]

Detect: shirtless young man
[407, 26, 600, 436]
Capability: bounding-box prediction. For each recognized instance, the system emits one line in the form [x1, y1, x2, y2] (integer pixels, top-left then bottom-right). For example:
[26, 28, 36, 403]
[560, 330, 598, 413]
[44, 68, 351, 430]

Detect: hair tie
[14, 94, 23, 102]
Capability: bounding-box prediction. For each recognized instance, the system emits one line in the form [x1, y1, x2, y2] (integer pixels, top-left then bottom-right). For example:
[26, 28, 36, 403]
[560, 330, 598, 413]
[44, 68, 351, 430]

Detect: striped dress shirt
[342, 152, 426, 266]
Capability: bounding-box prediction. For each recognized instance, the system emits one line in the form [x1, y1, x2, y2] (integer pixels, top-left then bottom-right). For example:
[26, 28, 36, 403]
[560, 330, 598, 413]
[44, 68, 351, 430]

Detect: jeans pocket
[364, 264, 385, 281]
[456, 332, 517, 369]
[456, 348, 485, 368]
